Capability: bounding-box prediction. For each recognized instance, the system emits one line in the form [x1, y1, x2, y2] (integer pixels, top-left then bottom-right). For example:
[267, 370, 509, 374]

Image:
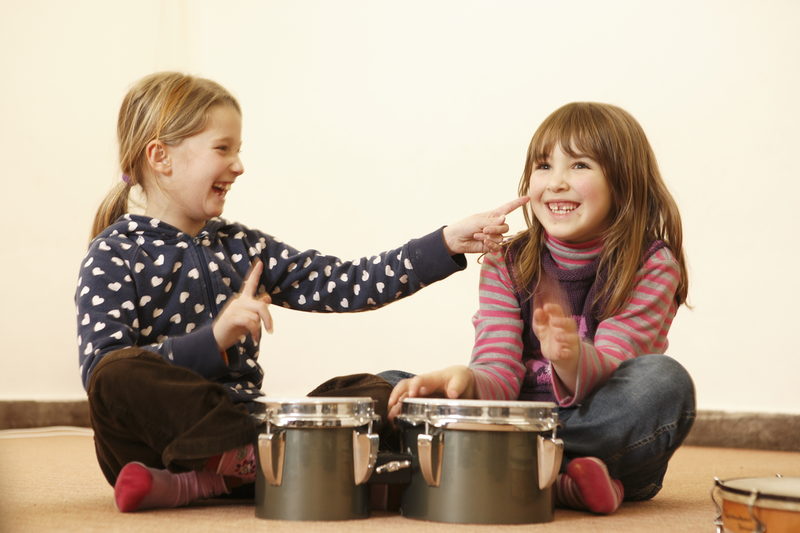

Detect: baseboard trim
[0, 401, 90, 430]
[0, 401, 797, 452]
[683, 410, 799, 452]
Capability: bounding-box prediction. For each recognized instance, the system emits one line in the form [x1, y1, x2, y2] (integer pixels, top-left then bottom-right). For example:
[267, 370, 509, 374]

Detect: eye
[535, 162, 550, 170]
[215, 145, 229, 152]
[573, 161, 590, 169]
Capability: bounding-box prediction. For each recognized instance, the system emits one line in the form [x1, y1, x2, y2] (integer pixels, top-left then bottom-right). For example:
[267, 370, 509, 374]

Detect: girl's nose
[546, 171, 569, 191]
[231, 156, 244, 176]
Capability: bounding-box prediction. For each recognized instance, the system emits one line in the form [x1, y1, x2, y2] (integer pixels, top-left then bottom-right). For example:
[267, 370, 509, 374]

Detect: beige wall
[1, 0, 798, 414]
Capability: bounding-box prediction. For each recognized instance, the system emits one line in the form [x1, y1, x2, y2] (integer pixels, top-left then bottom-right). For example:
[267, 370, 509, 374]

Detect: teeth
[548, 202, 576, 214]
[214, 183, 231, 191]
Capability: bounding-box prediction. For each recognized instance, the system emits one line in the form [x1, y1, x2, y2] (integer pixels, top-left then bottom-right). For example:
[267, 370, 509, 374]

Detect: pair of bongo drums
[254, 396, 563, 524]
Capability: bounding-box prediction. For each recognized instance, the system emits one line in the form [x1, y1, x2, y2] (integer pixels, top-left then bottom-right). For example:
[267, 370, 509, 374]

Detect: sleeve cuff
[407, 227, 467, 285]
[169, 324, 229, 379]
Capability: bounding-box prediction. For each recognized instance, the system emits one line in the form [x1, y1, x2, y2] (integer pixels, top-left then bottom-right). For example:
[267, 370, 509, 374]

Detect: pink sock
[206, 444, 256, 483]
[555, 457, 624, 514]
[114, 462, 229, 512]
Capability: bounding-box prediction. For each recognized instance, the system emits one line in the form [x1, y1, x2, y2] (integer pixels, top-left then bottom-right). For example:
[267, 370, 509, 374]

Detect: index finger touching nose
[243, 259, 264, 296]
[490, 196, 530, 217]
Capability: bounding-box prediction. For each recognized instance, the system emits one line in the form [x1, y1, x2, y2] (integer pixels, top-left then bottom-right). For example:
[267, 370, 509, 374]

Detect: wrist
[441, 226, 457, 255]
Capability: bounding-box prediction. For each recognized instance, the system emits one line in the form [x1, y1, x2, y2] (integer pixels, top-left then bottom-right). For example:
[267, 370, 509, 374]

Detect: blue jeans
[557, 355, 695, 500]
[379, 355, 696, 502]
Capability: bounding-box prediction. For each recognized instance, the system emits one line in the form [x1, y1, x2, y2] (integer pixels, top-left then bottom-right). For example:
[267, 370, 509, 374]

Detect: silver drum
[254, 397, 379, 521]
[397, 397, 563, 524]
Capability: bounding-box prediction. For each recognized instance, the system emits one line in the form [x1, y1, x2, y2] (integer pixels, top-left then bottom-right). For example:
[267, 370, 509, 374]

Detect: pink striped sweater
[469, 236, 681, 407]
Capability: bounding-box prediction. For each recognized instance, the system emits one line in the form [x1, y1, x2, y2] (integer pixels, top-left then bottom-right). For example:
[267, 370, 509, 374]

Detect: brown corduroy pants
[86, 348, 258, 487]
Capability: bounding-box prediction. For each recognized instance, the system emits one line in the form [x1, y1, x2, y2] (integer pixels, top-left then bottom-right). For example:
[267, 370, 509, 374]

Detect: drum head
[398, 398, 557, 431]
[256, 396, 377, 428]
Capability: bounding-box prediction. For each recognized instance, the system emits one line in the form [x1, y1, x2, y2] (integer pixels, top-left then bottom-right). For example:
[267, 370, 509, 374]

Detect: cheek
[527, 177, 544, 198]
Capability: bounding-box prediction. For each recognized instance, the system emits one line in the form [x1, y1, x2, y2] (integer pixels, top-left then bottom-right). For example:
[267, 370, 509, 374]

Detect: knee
[87, 348, 162, 399]
[622, 355, 695, 411]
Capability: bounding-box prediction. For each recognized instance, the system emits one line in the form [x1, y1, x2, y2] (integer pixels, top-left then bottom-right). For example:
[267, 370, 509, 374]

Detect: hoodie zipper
[191, 233, 219, 317]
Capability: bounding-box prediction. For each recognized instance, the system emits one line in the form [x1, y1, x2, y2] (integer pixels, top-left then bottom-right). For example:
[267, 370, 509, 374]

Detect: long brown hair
[90, 72, 240, 239]
[506, 102, 688, 317]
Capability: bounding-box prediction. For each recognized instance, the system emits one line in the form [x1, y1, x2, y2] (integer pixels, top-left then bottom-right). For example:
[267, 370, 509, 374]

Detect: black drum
[397, 398, 563, 524]
[254, 397, 379, 521]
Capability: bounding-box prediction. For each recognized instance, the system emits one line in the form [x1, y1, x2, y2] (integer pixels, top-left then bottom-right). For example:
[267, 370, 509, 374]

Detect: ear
[145, 140, 172, 175]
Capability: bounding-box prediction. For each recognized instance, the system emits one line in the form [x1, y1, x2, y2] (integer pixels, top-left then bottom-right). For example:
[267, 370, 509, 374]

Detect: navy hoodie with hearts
[75, 214, 466, 405]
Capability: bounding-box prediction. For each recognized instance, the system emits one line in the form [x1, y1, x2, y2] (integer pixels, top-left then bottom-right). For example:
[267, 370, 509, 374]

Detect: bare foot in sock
[114, 462, 229, 512]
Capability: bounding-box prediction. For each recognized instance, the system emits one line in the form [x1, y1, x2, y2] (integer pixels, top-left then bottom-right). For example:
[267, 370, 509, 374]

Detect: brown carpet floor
[1, 427, 799, 532]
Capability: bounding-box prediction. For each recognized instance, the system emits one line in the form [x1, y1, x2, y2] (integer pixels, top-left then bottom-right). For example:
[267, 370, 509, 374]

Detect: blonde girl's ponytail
[90, 181, 129, 240]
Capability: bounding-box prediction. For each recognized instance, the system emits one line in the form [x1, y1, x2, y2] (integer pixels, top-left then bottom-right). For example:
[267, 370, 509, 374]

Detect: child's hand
[387, 365, 476, 421]
[442, 196, 529, 254]
[532, 302, 580, 391]
[532, 303, 580, 362]
[212, 259, 274, 352]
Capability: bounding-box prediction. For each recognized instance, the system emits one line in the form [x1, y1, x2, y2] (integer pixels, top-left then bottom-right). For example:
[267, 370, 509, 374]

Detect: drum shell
[399, 422, 554, 524]
[255, 426, 369, 521]
[715, 477, 800, 533]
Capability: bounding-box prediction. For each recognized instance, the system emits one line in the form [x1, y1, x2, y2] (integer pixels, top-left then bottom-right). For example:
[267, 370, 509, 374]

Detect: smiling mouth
[213, 182, 232, 194]
[547, 201, 578, 214]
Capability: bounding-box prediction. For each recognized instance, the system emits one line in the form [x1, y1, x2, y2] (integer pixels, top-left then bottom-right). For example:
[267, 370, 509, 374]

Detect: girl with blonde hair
[76, 71, 527, 512]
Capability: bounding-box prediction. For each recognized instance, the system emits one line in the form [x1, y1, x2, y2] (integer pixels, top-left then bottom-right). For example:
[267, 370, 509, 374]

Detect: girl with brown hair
[389, 102, 696, 515]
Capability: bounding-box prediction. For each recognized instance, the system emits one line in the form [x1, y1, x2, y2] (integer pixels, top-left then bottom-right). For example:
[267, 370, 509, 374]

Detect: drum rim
[716, 477, 800, 509]
[256, 396, 376, 405]
[401, 398, 556, 408]
[398, 398, 557, 431]
[255, 396, 377, 428]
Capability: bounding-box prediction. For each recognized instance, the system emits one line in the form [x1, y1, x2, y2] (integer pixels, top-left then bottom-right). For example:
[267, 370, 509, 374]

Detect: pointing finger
[242, 259, 264, 296]
[489, 196, 530, 217]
